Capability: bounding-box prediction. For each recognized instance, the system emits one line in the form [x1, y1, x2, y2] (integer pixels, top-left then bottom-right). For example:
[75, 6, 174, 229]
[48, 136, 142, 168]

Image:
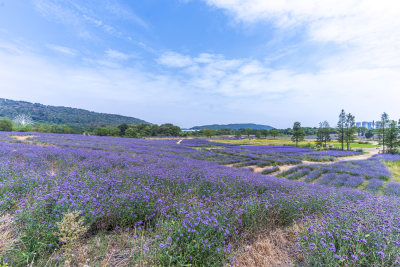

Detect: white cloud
[47, 44, 77, 56]
[105, 49, 133, 61]
[0, 41, 190, 125]
[203, 0, 400, 68]
[157, 52, 194, 67]
[154, 48, 400, 126]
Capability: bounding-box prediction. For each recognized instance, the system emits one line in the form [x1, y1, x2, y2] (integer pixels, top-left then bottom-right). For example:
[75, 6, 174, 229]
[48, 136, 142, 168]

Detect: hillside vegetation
[0, 98, 148, 130]
[190, 123, 274, 130]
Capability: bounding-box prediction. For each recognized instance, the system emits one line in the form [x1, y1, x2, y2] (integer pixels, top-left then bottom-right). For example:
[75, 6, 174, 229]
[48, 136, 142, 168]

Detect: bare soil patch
[227, 148, 380, 176]
[11, 135, 36, 142]
[232, 223, 303, 267]
[0, 214, 16, 253]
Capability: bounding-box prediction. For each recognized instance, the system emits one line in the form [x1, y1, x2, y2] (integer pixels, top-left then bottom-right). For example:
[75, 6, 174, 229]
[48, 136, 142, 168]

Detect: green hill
[0, 98, 149, 130]
[190, 123, 274, 130]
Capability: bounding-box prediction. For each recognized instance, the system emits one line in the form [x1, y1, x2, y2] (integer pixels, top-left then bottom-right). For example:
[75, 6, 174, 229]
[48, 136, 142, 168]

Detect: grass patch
[212, 139, 379, 149]
[384, 160, 400, 183]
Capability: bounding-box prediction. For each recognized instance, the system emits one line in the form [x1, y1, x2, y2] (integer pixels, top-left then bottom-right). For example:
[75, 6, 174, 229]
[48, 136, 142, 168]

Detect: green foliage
[0, 98, 148, 131]
[337, 109, 346, 151]
[316, 121, 331, 147]
[270, 129, 279, 139]
[118, 123, 129, 136]
[379, 112, 390, 153]
[261, 129, 269, 138]
[234, 131, 241, 138]
[365, 129, 374, 139]
[190, 123, 273, 131]
[0, 118, 12, 132]
[94, 123, 183, 138]
[344, 113, 356, 151]
[125, 127, 139, 138]
[386, 120, 399, 154]
[291, 121, 305, 147]
[202, 129, 216, 138]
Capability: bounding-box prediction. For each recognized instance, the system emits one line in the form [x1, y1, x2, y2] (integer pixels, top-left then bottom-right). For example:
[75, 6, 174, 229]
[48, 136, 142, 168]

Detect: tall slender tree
[270, 129, 279, 139]
[316, 121, 331, 147]
[291, 121, 305, 147]
[386, 120, 399, 154]
[379, 112, 390, 153]
[344, 113, 356, 151]
[261, 129, 269, 139]
[337, 109, 346, 151]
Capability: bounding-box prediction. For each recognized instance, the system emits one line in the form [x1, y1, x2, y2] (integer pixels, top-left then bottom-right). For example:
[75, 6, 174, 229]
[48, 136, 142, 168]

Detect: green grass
[384, 160, 400, 183]
[212, 139, 379, 149]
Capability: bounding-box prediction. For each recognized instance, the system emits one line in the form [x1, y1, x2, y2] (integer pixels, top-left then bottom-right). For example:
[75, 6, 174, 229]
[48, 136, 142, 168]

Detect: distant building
[355, 120, 379, 129]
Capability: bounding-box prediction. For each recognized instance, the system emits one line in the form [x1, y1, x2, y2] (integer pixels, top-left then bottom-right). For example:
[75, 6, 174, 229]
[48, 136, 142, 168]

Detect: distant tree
[365, 129, 374, 139]
[316, 121, 331, 147]
[245, 128, 251, 139]
[0, 118, 13, 131]
[234, 131, 242, 139]
[337, 109, 346, 151]
[291, 121, 305, 147]
[150, 124, 159, 136]
[344, 113, 356, 151]
[171, 126, 181, 136]
[118, 123, 129, 136]
[270, 129, 279, 139]
[358, 127, 368, 137]
[125, 127, 139, 138]
[93, 126, 119, 136]
[203, 129, 216, 138]
[255, 130, 261, 139]
[379, 112, 390, 153]
[386, 120, 399, 154]
[261, 129, 269, 139]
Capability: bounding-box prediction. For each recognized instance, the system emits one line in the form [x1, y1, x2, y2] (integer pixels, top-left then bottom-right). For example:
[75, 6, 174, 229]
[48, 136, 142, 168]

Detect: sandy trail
[227, 147, 381, 176]
[11, 135, 36, 143]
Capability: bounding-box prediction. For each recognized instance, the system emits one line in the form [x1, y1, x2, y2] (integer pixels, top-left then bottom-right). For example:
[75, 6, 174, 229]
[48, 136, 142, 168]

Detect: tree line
[291, 110, 400, 153]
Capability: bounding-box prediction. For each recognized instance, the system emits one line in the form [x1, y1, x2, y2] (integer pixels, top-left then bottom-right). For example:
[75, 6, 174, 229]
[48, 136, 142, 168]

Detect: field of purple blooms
[192, 139, 362, 167]
[278, 154, 400, 197]
[0, 133, 400, 266]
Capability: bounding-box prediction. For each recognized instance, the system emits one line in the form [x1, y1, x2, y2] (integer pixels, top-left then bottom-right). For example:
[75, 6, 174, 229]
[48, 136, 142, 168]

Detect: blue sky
[0, 0, 399, 128]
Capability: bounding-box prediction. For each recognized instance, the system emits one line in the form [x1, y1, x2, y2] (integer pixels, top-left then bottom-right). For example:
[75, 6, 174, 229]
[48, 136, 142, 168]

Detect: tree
[270, 129, 279, 139]
[0, 118, 13, 131]
[150, 124, 159, 136]
[234, 131, 242, 139]
[118, 123, 129, 136]
[386, 120, 399, 154]
[245, 128, 251, 139]
[261, 129, 269, 139]
[379, 113, 390, 153]
[358, 127, 368, 137]
[125, 127, 139, 138]
[316, 121, 331, 147]
[203, 129, 216, 138]
[337, 109, 346, 151]
[291, 121, 305, 147]
[365, 129, 374, 139]
[255, 130, 261, 139]
[344, 113, 356, 151]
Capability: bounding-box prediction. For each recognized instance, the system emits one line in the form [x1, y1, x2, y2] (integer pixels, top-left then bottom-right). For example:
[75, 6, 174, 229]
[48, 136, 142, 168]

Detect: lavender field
[1, 133, 400, 266]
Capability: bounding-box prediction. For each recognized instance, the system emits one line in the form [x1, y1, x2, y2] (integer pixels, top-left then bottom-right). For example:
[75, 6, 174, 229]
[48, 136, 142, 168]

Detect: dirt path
[229, 148, 381, 176]
[11, 135, 36, 143]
